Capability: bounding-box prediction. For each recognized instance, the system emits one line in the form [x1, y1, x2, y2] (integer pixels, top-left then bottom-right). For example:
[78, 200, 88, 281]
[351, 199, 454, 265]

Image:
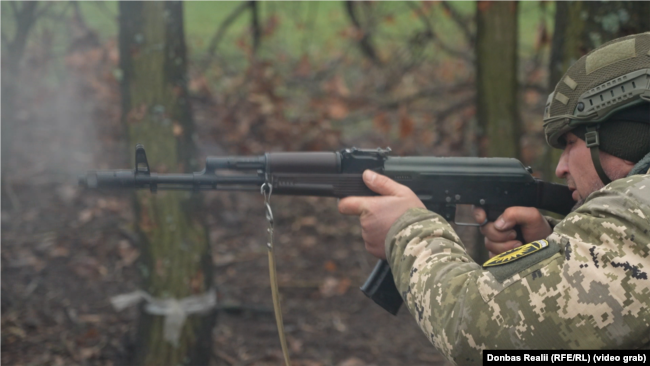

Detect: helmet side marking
[586, 38, 636, 75]
[564, 76, 578, 90]
[555, 92, 570, 105]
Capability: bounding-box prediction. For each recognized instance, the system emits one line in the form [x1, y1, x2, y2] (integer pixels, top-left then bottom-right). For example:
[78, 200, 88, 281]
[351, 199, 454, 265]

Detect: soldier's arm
[387, 175, 650, 364]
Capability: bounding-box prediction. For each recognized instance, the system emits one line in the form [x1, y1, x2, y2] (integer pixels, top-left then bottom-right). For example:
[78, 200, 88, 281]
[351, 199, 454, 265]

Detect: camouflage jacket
[386, 165, 650, 364]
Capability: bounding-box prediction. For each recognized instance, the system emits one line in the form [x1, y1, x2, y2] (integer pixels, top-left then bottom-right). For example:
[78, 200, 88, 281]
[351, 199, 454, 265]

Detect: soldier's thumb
[363, 170, 404, 196]
[494, 208, 519, 230]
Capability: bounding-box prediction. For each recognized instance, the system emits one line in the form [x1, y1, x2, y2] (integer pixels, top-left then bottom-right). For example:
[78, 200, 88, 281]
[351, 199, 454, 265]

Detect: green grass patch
[2, 1, 553, 86]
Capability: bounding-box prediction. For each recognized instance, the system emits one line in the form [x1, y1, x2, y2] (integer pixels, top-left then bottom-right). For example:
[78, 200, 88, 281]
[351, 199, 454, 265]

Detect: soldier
[339, 32, 650, 364]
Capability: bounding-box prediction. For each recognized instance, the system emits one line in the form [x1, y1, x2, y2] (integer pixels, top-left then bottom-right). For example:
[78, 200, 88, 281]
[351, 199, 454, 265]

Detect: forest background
[2, 1, 648, 366]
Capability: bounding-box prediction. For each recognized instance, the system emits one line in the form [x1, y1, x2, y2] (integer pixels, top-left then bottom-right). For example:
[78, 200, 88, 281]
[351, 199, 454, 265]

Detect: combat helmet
[543, 32, 650, 184]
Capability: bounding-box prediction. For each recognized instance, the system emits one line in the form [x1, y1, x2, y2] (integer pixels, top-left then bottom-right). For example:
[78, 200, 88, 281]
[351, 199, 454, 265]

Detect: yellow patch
[483, 240, 549, 268]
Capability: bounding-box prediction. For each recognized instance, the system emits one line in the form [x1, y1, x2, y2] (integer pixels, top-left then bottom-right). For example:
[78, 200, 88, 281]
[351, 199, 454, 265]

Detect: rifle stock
[80, 145, 574, 315]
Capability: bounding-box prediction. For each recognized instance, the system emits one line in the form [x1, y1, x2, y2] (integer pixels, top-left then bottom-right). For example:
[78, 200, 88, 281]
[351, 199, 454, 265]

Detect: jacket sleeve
[385, 174, 650, 365]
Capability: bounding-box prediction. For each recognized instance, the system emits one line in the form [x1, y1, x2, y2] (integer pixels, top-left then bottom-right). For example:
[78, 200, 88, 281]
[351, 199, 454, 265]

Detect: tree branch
[69, 1, 88, 30]
[6, 2, 39, 56]
[34, 1, 55, 20]
[440, 1, 475, 46]
[91, 1, 118, 23]
[405, 2, 473, 63]
[199, 1, 249, 73]
[300, 1, 319, 55]
[9, 1, 19, 18]
[521, 83, 547, 95]
[1, 30, 8, 46]
[344, 1, 381, 65]
[522, 4, 550, 94]
[249, 1, 261, 55]
[379, 81, 474, 110]
[434, 95, 475, 123]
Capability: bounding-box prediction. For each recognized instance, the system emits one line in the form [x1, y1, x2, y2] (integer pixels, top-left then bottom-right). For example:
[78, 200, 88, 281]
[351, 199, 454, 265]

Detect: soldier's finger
[363, 170, 410, 197]
[493, 215, 516, 231]
[473, 207, 487, 225]
[480, 223, 518, 243]
[338, 197, 367, 216]
[496, 206, 541, 230]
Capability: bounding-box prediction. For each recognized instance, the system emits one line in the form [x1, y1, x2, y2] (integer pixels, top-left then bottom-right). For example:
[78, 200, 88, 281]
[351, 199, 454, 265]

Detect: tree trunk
[476, 1, 520, 159]
[119, 2, 214, 365]
[542, 1, 650, 181]
[0, 69, 17, 210]
[474, 1, 519, 264]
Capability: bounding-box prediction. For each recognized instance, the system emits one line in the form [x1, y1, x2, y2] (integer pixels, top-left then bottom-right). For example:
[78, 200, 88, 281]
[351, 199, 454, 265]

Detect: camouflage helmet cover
[544, 32, 650, 148]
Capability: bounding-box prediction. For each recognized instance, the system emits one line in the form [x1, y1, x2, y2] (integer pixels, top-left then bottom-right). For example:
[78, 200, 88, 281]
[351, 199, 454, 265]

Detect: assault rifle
[79, 144, 574, 315]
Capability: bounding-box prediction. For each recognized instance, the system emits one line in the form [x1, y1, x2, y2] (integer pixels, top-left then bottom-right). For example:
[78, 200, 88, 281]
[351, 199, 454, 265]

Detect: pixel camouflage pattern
[385, 170, 650, 365]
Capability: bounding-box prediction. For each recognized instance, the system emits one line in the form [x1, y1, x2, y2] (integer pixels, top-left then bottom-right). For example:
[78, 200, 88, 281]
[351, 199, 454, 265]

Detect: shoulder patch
[482, 239, 560, 283]
[483, 240, 549, 267]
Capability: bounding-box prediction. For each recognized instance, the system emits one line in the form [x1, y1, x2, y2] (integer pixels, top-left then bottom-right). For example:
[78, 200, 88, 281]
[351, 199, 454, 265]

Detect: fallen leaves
[173, 122, 184, 137]
[291, 216, 317, 231]
[76, 327, 100, 346]
[49, 245, 70, 258]
[8, 249, 45, 272]
[4, 326, 27, 339]
[213, 252, 264, 268]
[56, 184, 78, 204]
[327, 99, 349, 120]
[331, 312, 348, 332]
[338, 357, 376, 366]
[189, 270, 205, 293]
[77, 314, 104, 324]
[318, 276, 351, 298]
[373, 112, 392, 134]
[188, 75, 212, 99]
[323, 260, 337, 272]
[78, 208, 95, 224]
[296, 54, 312, 77]
[126, 103, 148, 124]
[399, 106, 415, 139]
[70, 256, 108, 279]
[77, 347, 101, 361]
[117, 239, 139, 267]
[155, 258, 167, 278]
[325, 75, 350, 97]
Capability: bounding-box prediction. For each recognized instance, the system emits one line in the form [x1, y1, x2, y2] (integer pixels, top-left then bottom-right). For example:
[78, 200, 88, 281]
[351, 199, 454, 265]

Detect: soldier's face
[555, 132, 605, 205]
[555, 132, 635, 206]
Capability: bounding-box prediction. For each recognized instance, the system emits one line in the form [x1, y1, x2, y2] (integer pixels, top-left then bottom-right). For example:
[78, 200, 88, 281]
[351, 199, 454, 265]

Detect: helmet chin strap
[585, 126, 612, 186]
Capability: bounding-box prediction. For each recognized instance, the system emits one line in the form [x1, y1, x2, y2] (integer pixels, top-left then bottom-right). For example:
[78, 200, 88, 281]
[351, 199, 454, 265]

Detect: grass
[76, 0, 553, 57]
[2, 1, 553, 85]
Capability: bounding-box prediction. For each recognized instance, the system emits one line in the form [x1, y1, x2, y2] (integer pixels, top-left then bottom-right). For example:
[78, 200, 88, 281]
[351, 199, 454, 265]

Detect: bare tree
[344, 1, 381, 65]
[476, 1, 520, 159]
[198, 1, 267, 71]
[474, 1, 520, 264]
[119, 2, 214, 365]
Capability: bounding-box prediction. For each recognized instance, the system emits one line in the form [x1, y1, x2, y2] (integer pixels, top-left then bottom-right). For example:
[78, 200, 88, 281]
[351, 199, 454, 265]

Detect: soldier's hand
[338, 170, 425, 260]
[473, 207, 552, 257]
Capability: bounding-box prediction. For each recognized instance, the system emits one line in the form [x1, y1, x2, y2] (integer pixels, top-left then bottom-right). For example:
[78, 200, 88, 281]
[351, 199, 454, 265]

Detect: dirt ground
[0, 43, 476, 366]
